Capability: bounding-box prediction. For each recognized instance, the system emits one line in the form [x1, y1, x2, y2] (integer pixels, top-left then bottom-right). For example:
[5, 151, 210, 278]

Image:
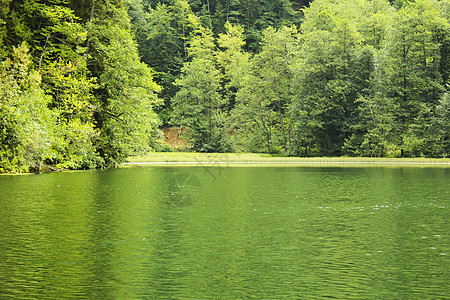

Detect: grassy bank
[126, 152, 450, 166]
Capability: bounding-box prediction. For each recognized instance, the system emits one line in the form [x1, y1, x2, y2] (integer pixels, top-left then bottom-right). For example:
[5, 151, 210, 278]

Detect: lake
[0, 165, 448, 298]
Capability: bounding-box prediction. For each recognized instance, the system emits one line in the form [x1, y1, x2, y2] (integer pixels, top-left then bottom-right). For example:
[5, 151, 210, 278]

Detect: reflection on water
[0, 166, 448, 298]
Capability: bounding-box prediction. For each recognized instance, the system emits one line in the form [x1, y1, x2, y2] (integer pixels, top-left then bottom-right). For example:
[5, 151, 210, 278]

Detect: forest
[0, 0, 449, 173]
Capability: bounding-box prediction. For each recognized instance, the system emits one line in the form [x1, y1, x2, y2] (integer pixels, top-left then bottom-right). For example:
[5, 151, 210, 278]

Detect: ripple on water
[0, 166, 448, 299]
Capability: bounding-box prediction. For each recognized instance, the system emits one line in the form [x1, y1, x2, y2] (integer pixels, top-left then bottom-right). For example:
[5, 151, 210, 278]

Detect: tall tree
[172, 26, 231, 152]
[233, 26, 298, 153]
[291, 0, 367, 156]
[2, 0, 103, 168]
[133, 0, 199, 124]
[215, 22, 250, 111]
[377, 0, 448, 155]
[433, 92, 450, 157]
[0, 43, 55, 172]
[85, 0, 162, 166]
[341, 0, 397, 157]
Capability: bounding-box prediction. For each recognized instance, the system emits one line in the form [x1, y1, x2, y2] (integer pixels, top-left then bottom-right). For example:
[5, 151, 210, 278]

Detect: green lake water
[0, 165, 448, 299]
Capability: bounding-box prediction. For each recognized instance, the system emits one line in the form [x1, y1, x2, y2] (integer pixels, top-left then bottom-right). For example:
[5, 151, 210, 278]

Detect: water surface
[0, 166, 448, 298]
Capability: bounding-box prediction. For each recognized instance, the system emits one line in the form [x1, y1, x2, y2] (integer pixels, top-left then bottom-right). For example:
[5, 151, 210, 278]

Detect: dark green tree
[133, 0, 199, 125]
[433, 92, 450, 157]
[377, 0, 448, 156]
[291, 0, 366, 156]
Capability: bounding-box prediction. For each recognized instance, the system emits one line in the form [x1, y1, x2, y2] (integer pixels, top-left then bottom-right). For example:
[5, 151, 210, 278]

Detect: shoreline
[2, 154, 449, 175]
[125, 153, 450, 167]
[124, 161, 450, 165]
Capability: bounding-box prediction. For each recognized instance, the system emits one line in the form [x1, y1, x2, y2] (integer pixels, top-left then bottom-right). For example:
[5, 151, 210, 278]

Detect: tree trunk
[85, 0, 96, 57]
[38, 34, 51, 71]
[206, 0, 211, 18]
[261, 115, 271, 153]
[278, 101, 287, 154]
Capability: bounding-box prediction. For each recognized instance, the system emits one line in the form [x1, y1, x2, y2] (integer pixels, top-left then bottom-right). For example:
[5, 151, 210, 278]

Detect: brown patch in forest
[163, 127, 188, 149]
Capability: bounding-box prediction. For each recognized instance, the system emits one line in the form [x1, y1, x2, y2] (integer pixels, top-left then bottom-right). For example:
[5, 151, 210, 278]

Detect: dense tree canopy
[1, 0, 161, 172]
[0, 0, 449, 172]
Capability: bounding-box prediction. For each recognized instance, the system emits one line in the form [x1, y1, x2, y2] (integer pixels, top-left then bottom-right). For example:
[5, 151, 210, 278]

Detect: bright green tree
[32, 1, 101, 168]
[172, 26, 231, 152]
[0, 43, 55, 172]
[44, 59, 100, 169]
[86, 0, 162, 166]
[233, 26, 298, 153]
[215, 22, 250, 111]
[1, 0, 104, 169]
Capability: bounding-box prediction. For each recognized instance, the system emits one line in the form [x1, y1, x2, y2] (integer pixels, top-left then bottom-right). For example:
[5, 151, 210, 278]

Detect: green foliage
[172, 27, 232, 152]
[233, 26, 298, 154]
[291, 0, 369, 156]
[343, 97, 399, 157]
[290, 0, 448, 157]
[372, 0, 448, 155]
[86, 1, 162, 166]
[132, 0, 199, 125]
[432, 92, 450, 157]
[42, 58, 101, 169]
[215, 22, 250, 110]
[0, 42, 55, 172]
[0, 0, 162, 172]
[1, 0, 450, 173]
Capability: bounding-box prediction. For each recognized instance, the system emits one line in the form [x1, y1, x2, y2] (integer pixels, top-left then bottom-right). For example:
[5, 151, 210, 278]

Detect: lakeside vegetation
[1, 0, 449, 173]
